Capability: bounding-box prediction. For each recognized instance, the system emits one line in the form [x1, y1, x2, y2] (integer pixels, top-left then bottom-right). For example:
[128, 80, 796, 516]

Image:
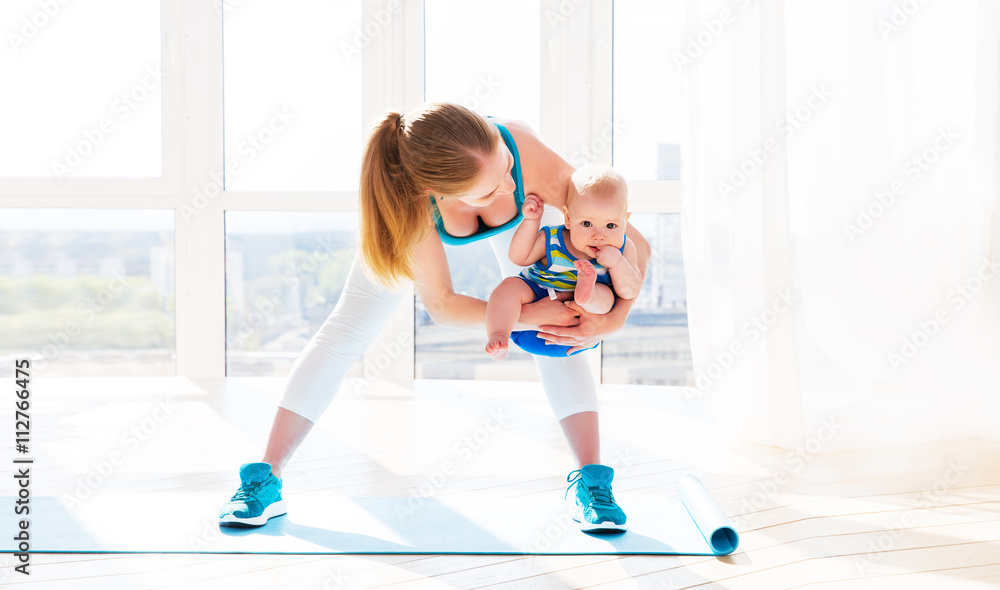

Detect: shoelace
[565, 470, 616, 507]
[231, 481, 262, 501]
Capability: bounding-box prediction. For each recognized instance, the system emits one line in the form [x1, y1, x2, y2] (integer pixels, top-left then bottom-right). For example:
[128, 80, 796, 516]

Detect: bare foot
[485, 334, 509, 361]
[573, 259, 598, 308]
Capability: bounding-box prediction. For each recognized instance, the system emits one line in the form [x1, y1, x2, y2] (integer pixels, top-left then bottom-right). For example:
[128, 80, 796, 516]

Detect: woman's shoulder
[491, 118, 565, 165]
[491, 118, 574, 208]
[490, 117, 536, 138]
[491, 118, 543, 156]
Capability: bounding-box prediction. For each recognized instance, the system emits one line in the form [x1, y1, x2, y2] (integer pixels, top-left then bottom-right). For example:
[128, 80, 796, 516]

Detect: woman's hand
[516, 296, 579, 330]
[532, 300, 628, 355]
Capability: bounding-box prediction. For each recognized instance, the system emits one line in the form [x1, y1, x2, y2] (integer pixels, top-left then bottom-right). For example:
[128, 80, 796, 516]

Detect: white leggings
[278, 227, 599, 424]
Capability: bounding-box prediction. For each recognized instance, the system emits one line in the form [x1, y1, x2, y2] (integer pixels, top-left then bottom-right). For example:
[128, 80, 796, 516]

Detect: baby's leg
[485, 277, 539, 361]
[573, 260, 615, 314]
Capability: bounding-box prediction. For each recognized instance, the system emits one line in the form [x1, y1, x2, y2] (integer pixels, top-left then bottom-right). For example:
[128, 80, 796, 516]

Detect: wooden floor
[1, 376, 998, 589]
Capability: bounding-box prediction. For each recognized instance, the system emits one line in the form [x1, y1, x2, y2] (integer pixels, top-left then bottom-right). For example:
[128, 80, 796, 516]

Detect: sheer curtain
[680, 0, 1000, 450]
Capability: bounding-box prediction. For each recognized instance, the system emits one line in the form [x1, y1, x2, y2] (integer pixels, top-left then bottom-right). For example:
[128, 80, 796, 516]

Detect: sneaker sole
[577, 519, 628, 533]
[219, 499, 288, 528]
[569, 501, 628, 533]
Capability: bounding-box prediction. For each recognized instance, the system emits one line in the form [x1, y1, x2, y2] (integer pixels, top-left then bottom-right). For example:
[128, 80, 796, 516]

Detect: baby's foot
[485, 334, 509, 361]
[574, 259, 598, 308]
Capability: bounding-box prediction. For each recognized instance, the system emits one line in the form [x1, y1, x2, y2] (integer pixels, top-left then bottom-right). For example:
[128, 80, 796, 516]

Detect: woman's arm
[411, 231, 488, 330]
[412, 229, 580, 331]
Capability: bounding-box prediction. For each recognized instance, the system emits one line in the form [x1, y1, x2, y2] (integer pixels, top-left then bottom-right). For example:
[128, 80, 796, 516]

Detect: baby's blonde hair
[569, 164, 628, 209]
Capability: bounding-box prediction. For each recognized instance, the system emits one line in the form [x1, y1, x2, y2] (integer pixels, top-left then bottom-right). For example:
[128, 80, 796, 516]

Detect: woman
[218, 103, 651, 533]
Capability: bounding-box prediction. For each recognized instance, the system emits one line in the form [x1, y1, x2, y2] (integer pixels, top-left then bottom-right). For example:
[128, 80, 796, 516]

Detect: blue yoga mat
[0, 475, 738, 556]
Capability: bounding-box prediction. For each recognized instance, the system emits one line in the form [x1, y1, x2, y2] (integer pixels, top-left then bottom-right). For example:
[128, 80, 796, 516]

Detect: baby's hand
[595, 245, 623, 268]
[522, 194, 544, 220]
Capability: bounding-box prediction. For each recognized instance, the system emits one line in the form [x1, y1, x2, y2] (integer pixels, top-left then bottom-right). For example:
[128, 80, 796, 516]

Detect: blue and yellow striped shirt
[521, 225, 622, 292]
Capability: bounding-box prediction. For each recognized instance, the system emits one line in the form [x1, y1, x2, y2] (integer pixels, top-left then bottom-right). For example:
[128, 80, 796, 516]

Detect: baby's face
[562, 192, 628, 259]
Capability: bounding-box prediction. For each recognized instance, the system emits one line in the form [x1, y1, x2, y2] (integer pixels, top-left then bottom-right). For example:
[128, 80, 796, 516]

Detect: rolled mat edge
[677, 474, 740, 555]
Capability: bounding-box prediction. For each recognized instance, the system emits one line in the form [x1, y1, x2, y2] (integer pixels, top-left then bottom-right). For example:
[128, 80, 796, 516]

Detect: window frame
[0, 0, 683, 382]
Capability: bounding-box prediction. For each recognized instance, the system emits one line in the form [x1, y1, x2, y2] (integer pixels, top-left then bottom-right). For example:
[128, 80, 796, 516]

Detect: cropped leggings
[278, 226, 599, 424]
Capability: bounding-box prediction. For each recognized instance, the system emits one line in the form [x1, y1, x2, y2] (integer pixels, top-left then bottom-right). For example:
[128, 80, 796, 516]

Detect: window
[222, 0, 362, 191]
[224, 211, 359, 377]
[425, 0, 541, 131]
[0, 0, 162, 178]
[1, 2, 691, 386]
[0, 209, 175, 376]
[601, 214, 692, 385]
[613, 1, 684, 180]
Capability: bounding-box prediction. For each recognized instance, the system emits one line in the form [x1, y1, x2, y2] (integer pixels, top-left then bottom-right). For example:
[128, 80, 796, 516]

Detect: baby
[485, 164, 642, 361]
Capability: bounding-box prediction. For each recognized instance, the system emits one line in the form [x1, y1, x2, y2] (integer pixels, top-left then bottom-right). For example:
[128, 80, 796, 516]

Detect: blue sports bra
[429, 122, 525, 246]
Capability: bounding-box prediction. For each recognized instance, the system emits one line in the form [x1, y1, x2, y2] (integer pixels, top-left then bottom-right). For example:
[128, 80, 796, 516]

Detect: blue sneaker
[219, 462, 287, 528]
[565, 464, 627, 532]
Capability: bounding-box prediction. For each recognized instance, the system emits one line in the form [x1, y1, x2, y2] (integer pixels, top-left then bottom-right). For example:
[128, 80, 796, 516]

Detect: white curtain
[681, 0, 1000, 450]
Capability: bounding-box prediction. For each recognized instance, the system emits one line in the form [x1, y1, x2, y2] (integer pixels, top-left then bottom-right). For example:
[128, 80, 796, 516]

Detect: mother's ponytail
[359, 103, 500, 285]
[359, 112, 425, 285]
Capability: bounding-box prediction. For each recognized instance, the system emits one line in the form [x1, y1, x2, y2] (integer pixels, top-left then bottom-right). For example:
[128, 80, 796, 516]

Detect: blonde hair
[359, 103, 500, 285]
[569, 164, 628, 209]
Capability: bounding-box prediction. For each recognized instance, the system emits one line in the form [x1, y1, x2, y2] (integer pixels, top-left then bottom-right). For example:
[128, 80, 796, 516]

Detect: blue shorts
[509, 276, 599, 357]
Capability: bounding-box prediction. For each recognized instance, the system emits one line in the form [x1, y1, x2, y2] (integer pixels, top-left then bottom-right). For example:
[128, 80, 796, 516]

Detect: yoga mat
[0, 476, 738, 556]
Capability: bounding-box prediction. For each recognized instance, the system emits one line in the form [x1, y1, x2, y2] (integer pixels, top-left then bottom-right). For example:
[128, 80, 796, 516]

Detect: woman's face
[452, 143, 515, 207]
